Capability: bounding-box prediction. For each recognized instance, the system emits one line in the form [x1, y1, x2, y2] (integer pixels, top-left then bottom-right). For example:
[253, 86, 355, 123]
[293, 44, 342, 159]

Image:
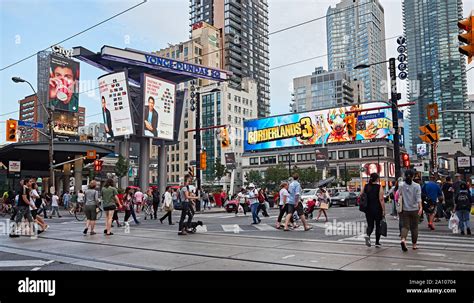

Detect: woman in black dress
[363, 173, 385, 247]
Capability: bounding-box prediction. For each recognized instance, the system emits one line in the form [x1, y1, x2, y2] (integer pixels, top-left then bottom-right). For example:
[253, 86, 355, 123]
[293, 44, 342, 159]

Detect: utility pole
[195, 91, 201, 201]
[389, 58, 402, 180]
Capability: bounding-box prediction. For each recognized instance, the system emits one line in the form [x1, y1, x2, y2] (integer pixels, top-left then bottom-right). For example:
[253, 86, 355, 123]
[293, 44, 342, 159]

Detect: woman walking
[315, 187, 329, 222]
[83, 181, 99, 235]
[101, 179, 120, 236]
[276, 182, 289, 229]
[29, 183, 48, 232]
[123, 188, 140, 225]
[363, 173, 385, 248]
[160, 186, 174, 225]
[454, 182, 472, 235]
[236, 188, 248, 216]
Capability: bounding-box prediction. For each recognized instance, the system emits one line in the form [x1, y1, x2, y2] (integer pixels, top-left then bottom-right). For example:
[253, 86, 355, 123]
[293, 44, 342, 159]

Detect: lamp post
[354, 58, 402, 180]
[12, 77, 55, 192]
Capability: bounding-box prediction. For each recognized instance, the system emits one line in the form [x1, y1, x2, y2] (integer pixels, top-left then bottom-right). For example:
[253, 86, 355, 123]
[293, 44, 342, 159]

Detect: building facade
[18, 94, 40, 143]
[292, 67, 365, 112]
[189, 0, 270, 117]
[403, 0, 470, 151]
[327, 0, 387, 103]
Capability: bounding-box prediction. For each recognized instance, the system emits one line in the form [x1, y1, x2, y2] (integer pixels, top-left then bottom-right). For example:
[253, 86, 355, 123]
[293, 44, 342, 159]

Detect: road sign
[86, 150, 97, 160]
[18, 120, 44, 129]
[419, 123, 439, 143]
[427, 103, 439, 120]
[8, 161, 21, 173]
[225, 152, 236, 170]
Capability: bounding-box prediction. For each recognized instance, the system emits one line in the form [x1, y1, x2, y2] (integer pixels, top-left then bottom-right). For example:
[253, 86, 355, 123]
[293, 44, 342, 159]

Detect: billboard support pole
[158, 141, 167, 201]
[195, 92, 202, 201]
[119, 139, 130, 189]
[139, 137, 150, 191]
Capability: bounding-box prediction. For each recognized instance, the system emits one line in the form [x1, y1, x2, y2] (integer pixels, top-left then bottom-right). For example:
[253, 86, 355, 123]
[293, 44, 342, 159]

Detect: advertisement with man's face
[142, 74, 176, 140]
[49, 54, 80, 112]
[98, 71, 134, 138]
[244, 102, 393, 152]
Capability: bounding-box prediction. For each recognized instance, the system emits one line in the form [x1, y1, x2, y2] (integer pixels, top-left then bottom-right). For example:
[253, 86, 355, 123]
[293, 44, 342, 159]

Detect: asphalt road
[1, 205, 473, 271]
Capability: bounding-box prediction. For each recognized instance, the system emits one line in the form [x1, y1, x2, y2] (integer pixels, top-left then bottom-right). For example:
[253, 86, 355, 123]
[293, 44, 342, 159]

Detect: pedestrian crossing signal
[6, 119, 18, 143]
[94, 160, 103, 172]
[200, 151, 207, 170]
[402, 153, 410, 168]
[188, 166, 195, 178]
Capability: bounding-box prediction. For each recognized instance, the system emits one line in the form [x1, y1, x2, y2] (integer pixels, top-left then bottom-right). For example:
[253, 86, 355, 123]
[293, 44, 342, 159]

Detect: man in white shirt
[399, 169, 422, 251]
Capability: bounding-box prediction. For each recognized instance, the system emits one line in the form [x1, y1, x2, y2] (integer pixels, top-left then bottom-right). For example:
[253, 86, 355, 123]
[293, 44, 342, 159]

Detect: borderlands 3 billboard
[244, 102, 393, 152]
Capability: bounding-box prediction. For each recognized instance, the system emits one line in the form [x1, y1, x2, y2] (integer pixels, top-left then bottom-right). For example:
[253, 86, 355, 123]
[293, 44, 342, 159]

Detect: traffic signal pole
[195, 92, 201, 208]
[389, 58, 402, 180]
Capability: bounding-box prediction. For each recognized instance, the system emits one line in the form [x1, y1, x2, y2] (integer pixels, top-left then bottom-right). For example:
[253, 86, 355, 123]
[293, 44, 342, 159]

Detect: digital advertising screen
[52, 112, 79, 137]
[142, 74, 176, 140]
[244, 102, 393, 152]
[98, 71, 134, 138]
[48, 54, 80, 112]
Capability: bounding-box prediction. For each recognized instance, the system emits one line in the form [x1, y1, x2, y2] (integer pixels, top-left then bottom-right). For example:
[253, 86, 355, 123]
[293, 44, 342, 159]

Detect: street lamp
[12, 76, 55, 192]
[354, 58, 402, 180]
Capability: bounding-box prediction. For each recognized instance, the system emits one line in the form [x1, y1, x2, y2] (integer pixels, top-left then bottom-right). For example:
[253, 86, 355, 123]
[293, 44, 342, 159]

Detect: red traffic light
[402, 154, 409, 161]
[94, 160, 103, 172]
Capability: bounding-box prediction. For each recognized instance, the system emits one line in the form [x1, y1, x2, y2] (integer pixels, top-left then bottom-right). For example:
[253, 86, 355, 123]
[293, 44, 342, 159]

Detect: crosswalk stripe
[253, 223, 277, 231]
[221, 224, 244, 233]
[0, 260, 52, 267]
[341, 236, 474, 248]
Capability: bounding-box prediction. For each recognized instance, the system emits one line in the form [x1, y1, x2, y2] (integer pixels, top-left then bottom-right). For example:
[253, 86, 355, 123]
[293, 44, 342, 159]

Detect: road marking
[221, 224, 243, 233]
[406, 265, 426, 268]
[282, 255, 295, 259]
[253, 223, 276, 231]
[0, 260, 53, 267]
[417, 252, 446, 257]
[31, 267, 41, 271]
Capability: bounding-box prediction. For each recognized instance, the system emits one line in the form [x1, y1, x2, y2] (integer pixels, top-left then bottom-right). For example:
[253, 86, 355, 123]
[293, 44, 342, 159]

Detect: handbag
[380, 218, 387, 237]
[396, 189, 403, 213]
[320, 202, 329, 210]
[471, 206, 474, 216]
[359, 186, 368, 213]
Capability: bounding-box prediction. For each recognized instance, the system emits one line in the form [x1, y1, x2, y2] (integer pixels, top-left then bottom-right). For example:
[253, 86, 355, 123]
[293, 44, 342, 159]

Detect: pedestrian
[202, 190, 210, 210]
[152, 187, 160, 220]
[83, 181, 99, 235]
[276, 182, 289, 229]
[257, 188, 269, 217]
[422, 175, 444, 230]
[178, 174, 198, 235]
[236, 188, 248, 216]
[77, 190, 85, 207]
[123, 187, 140, 225]
[283, 173, 312, 231]
[399, 169, 423, 252]
[38, 194, 49, 219]
[315, 187, 330, 222]
[9, 179, 36, 237]
[62, 191, 70, 210]
[69, 191, 78, 214]
[101, 179, 120, 236]
[159, 186, 174, 225]
[362, 173, 385, 247]
[171, 188, 179, 209]
[442, 177, 455, 220]
[247, 183, 260, 224]
[50, 192, 61, 218]
[453, 182, 472, 235]
[453, 173, 463, 199]
[29, 182, 48, 232]
[134, 188, 144, 214]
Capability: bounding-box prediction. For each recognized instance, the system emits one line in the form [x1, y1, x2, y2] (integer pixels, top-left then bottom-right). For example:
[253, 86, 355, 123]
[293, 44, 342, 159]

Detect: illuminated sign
[244, 102, 393, 152]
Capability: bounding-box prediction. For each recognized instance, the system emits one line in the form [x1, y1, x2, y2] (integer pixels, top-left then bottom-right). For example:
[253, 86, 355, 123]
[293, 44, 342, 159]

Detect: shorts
[286, 204, 296, 215]
[103, 205, 116, 211]
[31, 209, 38, 219]
[85, 205, 97, 220]
[295, 202, 304, 216]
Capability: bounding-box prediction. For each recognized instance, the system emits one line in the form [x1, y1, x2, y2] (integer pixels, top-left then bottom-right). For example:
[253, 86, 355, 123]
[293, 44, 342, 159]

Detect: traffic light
[94, 160, 103, 172]
[345, 115, 357, 139]
[402, 153, 410, 168]
[458, 13, 474, 64]
[200, 151, 207, 170]
[6, 119, 18, 143]
[221, 127, 230, 148]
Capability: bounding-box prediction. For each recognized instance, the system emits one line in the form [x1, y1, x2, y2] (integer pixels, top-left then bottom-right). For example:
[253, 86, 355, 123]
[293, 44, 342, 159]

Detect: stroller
[142, 198, 154, 220]
[224, 199, 239, 213]
[304, 199, 317, 219]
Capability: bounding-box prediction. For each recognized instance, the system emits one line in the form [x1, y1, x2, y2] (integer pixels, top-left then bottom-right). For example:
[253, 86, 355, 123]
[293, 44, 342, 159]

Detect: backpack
[359, 185, 368, 213]
[456, 191, 472, 211]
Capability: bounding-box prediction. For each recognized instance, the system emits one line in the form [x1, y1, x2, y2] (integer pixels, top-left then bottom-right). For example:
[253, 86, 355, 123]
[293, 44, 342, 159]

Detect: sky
[1, 0, 473, 144]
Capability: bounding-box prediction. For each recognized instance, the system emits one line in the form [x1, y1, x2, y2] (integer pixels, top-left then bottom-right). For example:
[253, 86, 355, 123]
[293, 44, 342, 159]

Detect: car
[301, 188, 321, 205]
[329, 191, 358, 207]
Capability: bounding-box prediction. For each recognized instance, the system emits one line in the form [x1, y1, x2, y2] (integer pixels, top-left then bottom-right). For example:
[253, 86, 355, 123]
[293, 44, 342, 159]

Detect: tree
[245, 170, 263, 187]
[214, 158, 227, 182]
[264, 165, 288, 191]
[114, 154, 129, 183]
[293, 166, 321, 188]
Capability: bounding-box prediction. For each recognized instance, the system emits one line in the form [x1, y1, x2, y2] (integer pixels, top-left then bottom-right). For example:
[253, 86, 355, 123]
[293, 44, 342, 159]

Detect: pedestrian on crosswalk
[363, 173, 385, 248]
[399, 170, 423, 251]
[453, 182, 472, 235]
[83, 181, 99, 236]
[276, 182, 289, 229]
[178, 174, 198, 235]
[283, 174, 312, 231]
[160, 186, 174, 225]
[237, 188, 248, 216]
[101, 179, 120, 236]
[247, 183, 261, 224]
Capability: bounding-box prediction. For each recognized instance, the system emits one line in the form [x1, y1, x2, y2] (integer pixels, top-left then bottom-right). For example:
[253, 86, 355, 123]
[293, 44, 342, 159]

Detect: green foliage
[245, 170, 263, 187]
[264, 165, 289, 191]
[114, 154, 129, 178]
[214, 158, 227, 181]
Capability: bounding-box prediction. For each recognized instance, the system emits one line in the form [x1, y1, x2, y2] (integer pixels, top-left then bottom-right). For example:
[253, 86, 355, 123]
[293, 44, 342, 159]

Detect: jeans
[125, 206, 139, 224]
[456, 210, 471, 232]
[38, 207, 48, 218]
[400, 210, 419, 244]
[178, 201, 194, 231]
[50, 206, 60, 217]
[63, 199, 69, 210]
[250, 203, 260, 223]
[160, 211, 173, 224]
[203, 199, 210, 209]
[153, 202, 159, 219]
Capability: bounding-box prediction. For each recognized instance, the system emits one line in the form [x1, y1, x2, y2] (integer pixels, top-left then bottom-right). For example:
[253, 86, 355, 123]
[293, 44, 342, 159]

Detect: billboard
[361, 163, 386, 178]
[142, 74, 176, 140]
[49, 54, 80, 112]
[244, 102, 393, 152]
[98, 71, 134, 138]
[416, 144, 428, 157]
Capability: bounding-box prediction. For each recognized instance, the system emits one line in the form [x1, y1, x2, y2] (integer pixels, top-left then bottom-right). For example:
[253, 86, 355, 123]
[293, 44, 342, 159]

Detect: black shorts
[286, 204, 296, 215]
[31, 209, 38, 219]
[295, 202, 304, 216]
[103, 205, 116, 211]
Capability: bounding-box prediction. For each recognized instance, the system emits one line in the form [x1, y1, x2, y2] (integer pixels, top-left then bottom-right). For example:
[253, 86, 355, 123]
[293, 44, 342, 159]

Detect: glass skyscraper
[327, 0, 387, 103]
[403, 0, 469, 150]
[189, 0, 270, 117]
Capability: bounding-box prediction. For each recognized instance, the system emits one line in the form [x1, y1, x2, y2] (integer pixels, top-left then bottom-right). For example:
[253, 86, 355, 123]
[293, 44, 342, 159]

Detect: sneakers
[468, 228, 472, 235]
[401, 241, 408, 252]
[461, 230, 465, 235]
[83, 228, 88, 235]
[375, 242, 382, 248]
[178, 229, 188, 236]
[364, 235, 371, 247]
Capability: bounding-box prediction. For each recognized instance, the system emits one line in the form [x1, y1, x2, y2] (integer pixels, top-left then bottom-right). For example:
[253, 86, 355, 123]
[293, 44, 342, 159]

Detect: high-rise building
[189, 0, 270, 117]
[327, 0, 387, 103]
[18, 94, 40, 143]
[403, 0, 470, 150]
[292, 67, 365, 112]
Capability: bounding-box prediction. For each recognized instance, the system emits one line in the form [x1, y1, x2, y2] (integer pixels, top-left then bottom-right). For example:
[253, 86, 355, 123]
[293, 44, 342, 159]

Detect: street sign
[17, 120, 44, 129]
[457, 156, 471, 168]
[8, 161, 21, 173]
[427, 103, 439, 120]
[86, 150, 97, 160]
[419, 123, 439, 143]
[225, 152, 236, 170]
[314, 148, 329, 169]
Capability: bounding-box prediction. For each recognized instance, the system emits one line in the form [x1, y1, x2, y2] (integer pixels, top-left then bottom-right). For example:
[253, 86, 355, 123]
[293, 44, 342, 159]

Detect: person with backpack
[399, 169, 423, 252]
[10, 178, 36, 237]
[362, 173, 385, 247]
[422, 175, 444, 230]
[178, 174, 198, 235]
[442, 177, 455, 220]
[453, 182, 472, 235]
[152, 188, 160, 220]
[283, 173, 312, 231]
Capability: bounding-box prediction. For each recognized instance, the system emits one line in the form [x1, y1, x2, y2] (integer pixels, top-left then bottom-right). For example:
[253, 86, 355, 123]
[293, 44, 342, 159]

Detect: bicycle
[74, 203, 103, 221]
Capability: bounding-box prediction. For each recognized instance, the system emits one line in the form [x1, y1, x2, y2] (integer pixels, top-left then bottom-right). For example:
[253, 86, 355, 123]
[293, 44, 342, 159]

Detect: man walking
[441, 177, 455, 219]
[10, 179, 36, 237]
[152, 188, 160, 220]
[422, 175, 444, 230]
[178, 174, 197, 235]
[399, 170, 423, 252]
[283, 173, 312, 231]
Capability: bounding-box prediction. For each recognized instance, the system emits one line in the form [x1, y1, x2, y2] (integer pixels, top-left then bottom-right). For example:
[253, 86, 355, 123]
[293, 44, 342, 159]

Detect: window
[278, 154, 295, 162]
[328, 151, 337, 160]
[172, 154, 175, 162]
[185, 153, 188, 161]
[250, 157, 259, 165]
[296, 153, 315, 162]
[184, 142, 188, 150]
[260, 156, 276, 164]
